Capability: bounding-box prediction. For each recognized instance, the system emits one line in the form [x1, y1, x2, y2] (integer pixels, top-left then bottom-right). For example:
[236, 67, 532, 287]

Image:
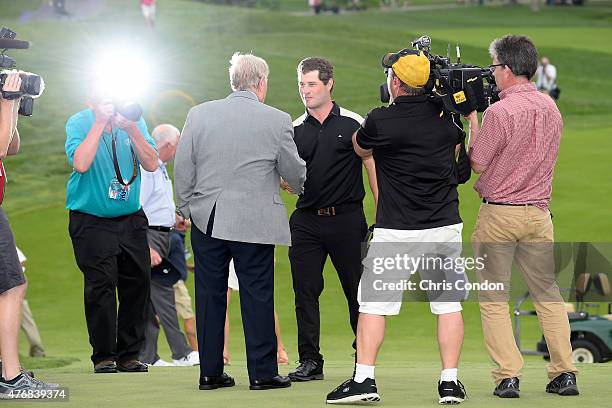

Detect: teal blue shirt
[65, 109, 157, 218]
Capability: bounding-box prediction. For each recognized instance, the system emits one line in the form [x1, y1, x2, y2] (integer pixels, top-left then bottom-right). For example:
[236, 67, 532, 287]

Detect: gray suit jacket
[174, 91, 306, 246]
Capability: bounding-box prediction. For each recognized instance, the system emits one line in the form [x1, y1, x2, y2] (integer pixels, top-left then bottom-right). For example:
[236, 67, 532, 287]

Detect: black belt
[482, 199, 534, 206]
[149, 225, 172, 232]
[303, 202, 362, 217]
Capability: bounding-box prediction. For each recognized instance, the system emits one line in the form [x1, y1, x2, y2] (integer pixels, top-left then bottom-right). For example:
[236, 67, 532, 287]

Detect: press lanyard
[103, 127, 139, 187]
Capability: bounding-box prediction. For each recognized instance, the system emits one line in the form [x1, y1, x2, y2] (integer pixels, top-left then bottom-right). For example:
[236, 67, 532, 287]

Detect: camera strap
[110, 129, 139, 187]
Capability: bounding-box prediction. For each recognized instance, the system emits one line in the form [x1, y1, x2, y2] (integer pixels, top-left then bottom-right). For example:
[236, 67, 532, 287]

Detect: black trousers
[191, 213, 277, 382]
[69, 209, 150, 365]
[288, 206, 367, 362]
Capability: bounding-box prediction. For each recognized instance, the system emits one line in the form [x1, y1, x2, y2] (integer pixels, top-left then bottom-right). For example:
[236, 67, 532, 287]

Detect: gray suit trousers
[140, 279, 192, 363]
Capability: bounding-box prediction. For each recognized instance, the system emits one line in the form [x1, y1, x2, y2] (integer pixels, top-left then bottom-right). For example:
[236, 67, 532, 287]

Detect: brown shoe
[94, 360, 117, 374]
[117, 360, 148, 373]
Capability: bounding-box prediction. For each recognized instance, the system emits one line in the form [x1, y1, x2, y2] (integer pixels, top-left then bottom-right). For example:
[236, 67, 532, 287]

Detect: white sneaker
[151, 359, 174, 367]
[173, 351, 200, 366]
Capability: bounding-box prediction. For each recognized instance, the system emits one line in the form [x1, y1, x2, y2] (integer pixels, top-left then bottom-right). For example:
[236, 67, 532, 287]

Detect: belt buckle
[317, 207, 336, 216]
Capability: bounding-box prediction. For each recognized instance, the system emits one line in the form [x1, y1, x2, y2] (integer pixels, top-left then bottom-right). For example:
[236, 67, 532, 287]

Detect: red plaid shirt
[469, 83, 562, 209]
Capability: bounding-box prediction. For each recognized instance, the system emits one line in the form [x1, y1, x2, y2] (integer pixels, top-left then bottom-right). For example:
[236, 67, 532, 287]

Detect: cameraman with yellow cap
[326, 50, 467, 405]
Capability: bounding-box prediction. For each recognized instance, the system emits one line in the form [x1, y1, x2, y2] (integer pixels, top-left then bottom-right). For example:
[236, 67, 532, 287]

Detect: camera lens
[21, 75, 41, 96]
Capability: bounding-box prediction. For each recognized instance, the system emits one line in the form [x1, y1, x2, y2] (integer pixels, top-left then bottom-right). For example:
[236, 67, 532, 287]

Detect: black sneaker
[493, 377, 520, 398]
[546, 372, 579, 396]
[288, 359, 324, 381]
[326, 378, 380, 404]
[438, 380, 466, 404]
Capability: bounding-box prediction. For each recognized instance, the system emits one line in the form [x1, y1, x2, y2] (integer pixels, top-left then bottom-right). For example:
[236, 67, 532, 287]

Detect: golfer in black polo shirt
[326, 51, 467, 404]
[285, 57, 378, 382]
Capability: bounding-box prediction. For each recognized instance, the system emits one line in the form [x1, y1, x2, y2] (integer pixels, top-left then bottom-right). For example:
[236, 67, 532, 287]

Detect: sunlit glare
[91, 48, 152, 101]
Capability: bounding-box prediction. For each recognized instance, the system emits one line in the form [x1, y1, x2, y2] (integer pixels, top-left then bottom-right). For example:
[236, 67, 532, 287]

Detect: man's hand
[112, 113, 137, 132]
[0, 73, 21, 104]
[150, 247, 162, 267]
[93, 101, 114, 125]
[280, 178, 295, 194]
[463, 111, 478, 126]
[175, 213, 191, 232]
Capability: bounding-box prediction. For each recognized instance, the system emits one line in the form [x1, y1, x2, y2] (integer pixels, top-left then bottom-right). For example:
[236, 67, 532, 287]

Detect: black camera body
[0, 27, 44, 117]
[113, 101, 143, 122]
[380, 36, 499, 115]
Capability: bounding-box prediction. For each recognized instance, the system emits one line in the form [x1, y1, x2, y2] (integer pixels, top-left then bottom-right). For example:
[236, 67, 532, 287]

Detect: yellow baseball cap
[381, 49, 430, 88]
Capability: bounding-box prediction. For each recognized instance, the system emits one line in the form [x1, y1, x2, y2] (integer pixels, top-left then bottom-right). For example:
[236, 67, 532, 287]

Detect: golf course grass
[1, 0, 611, 406]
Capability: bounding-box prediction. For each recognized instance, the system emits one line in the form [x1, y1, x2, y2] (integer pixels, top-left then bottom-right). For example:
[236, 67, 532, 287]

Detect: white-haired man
[139, 124, 199, 368]
[175, 53, 306, 391]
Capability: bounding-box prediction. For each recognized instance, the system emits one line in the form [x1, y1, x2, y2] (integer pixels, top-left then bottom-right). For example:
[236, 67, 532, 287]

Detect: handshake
[280, 178, 305, 195]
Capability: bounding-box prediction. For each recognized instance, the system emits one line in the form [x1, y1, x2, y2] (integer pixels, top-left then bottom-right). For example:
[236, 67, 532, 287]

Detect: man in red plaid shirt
[465, 35, 579, 399]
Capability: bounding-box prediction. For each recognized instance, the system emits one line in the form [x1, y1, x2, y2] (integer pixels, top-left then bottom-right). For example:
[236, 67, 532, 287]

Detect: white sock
[440, 368, 458, 383]
[354, 363, 375, 383]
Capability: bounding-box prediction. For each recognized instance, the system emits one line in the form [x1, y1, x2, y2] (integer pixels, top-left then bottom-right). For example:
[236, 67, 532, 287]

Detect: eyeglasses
[488, 63, 505, 73]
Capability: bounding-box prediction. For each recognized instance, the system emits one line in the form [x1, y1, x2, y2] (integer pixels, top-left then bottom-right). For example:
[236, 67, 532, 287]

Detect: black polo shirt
[356, 95, 462, 230]
[293, 102, 365, 209]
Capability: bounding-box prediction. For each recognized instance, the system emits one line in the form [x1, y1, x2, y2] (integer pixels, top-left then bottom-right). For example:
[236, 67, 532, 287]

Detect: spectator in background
[535, 56, 557, 96]
[139, 124, 199, 367]
[141, 0, 157, 29]
[170, 232, 199, 352]
[309, 0, 322, 14]
[51, 0, 70, 16]
[15, 247, 46, 358]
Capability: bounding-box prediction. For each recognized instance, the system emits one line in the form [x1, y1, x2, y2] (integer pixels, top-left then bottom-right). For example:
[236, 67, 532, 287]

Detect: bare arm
[352, 131, 372, 158]
[72, 102, 115, 173]
[72, 120, 107, 173]
[0, 73, 21, 159]
[465, 111, 488, 174]
[7, 128, 19, 156]
[362, 155, 378, 207]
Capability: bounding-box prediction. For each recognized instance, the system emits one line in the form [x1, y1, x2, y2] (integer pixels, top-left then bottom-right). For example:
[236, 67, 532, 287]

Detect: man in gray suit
[174, 52, 306, 391]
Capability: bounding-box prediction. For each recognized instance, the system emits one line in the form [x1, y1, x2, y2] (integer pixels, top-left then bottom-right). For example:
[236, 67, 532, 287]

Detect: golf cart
[514, 272, 612, 363]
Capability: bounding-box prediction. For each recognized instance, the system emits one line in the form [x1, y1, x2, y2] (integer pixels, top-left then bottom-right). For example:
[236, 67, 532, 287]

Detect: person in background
[15, 247, 46, 358]
[141, 0, 156, 29]
[139, 124, 199, 367]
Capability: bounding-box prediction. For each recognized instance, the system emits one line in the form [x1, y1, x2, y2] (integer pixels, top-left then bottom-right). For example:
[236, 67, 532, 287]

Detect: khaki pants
[173, 280, 195, 320]
[472, 203, 577, 384]
[21, 299, 44, 351]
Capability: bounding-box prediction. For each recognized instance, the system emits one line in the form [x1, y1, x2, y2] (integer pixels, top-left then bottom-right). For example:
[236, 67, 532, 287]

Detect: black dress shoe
[117, 360, 148, 373]
[94, 360, 117, 374]
[199, 373, 236, 390]
[288, 359, 324, 381]
[546, 372, 579, 396]
[250, 375, 291, 390]
[493, 377, 520, 398]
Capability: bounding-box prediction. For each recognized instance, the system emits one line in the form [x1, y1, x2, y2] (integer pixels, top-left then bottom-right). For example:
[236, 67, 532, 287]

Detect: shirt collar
[227, 90, 259, 101]
[392, 95, 429, 104]
[499, 82, 537, 99]
[304, 101, 340, 124]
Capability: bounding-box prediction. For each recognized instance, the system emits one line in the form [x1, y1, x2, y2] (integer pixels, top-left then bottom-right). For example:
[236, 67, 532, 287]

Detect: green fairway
[1, 0, 612, 406]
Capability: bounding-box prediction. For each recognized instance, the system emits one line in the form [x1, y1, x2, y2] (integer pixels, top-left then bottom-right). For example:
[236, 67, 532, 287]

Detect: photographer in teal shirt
[64, 91, 158, 374]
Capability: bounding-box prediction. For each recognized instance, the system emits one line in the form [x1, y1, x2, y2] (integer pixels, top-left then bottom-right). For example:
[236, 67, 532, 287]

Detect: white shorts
[358, 223, 464, 316]
[141, 4, 156, 19]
